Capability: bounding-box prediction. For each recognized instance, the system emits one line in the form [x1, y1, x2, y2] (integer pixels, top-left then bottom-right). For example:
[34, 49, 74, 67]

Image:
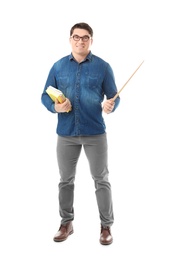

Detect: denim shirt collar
[69, 51, 92, 62]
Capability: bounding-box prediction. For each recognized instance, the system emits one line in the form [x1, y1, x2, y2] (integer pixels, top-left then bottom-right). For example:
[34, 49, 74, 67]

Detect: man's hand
[54, 98, 72, 113]
[102, 98, 115, 114]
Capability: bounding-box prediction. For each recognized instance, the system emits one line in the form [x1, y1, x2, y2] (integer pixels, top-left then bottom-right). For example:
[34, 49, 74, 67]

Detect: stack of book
[46, 86, 66, 103]
[46, 85, 71, 112]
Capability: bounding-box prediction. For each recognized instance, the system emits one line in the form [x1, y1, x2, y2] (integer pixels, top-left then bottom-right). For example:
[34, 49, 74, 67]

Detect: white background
[0, 0, 168, 259]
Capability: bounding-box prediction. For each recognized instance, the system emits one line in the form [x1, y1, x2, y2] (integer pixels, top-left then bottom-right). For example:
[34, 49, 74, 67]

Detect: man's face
[69, 28, 93, 56]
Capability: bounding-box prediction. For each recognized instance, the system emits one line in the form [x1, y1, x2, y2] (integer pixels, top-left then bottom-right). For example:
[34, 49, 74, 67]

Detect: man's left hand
[102, 99, 115, 114]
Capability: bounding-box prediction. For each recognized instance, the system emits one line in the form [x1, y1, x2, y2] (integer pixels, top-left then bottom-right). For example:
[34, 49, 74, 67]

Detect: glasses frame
[70, 34, 91, 42]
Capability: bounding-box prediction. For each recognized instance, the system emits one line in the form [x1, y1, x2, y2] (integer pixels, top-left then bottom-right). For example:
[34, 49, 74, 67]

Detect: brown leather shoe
[100, 225, 113, 245]
[53, 221, 73, 242]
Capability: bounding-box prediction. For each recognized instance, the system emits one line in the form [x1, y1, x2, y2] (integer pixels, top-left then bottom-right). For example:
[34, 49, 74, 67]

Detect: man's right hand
[54, 98, 72, 113]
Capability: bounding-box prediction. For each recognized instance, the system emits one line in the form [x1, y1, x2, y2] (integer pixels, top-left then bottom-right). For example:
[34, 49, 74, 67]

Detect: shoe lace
[59, 225, 67, 232]
[101, 226, 111, 234]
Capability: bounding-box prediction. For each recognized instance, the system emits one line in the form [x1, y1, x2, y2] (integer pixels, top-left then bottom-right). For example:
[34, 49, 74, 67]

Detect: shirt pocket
[88, 74, 99, 89]
[57, 74, 69, 90]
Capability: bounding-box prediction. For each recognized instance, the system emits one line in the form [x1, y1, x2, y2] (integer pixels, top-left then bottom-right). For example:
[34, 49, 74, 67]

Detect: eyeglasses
[70, 34, 91, 42]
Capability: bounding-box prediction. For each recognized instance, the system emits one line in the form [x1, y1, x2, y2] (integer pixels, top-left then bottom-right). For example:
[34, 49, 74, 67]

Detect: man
[41, 22, 120, 245]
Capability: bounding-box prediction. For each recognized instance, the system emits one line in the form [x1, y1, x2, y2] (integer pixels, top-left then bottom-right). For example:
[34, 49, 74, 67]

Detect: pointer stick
[112, 60, 144, 101]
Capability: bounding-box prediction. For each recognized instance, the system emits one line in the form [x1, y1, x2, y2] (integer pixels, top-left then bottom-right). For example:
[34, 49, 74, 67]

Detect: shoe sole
[100, 239, 113, 245]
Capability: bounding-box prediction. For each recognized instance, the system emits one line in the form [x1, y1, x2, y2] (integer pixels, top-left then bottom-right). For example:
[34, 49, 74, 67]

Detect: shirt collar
[69, 51, 92, 62]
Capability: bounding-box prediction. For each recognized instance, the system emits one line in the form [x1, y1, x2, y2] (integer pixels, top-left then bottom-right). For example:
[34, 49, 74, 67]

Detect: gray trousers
[56, 133, 114, 227]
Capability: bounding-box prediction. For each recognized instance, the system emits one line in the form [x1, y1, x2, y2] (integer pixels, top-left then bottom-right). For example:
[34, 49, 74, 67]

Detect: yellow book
[46, 86, 66, 103]
[46, 85, 71, 112]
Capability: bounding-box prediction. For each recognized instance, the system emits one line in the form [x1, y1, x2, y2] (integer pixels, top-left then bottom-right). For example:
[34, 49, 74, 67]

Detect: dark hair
[70, 22, 93, 37]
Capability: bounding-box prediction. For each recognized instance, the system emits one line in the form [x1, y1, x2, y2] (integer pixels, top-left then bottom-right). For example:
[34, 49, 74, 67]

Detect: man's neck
[72, 51, 89, 63]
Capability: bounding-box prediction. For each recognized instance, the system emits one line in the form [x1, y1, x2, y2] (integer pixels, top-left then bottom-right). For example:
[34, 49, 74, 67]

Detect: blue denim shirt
[41, 51, 120, 136]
